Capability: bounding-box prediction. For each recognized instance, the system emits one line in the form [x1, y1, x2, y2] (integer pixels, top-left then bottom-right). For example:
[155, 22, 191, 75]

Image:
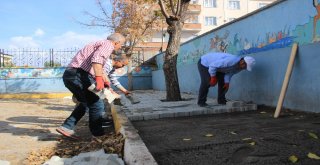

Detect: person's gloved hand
[223, 83, 229, 91]
[95, 76, 104, 90]
[124, 90, 131, 95]
[104, 80, 110, 88]
[210, 76, 217, 86]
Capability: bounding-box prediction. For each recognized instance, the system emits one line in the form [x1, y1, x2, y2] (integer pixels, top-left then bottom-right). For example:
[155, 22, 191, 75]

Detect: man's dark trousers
[62, 68, 105, 136]
[197, 59, 227, 105]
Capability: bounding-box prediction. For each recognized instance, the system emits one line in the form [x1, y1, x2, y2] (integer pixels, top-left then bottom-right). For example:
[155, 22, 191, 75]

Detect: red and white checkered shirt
[68, 40, 114, 76]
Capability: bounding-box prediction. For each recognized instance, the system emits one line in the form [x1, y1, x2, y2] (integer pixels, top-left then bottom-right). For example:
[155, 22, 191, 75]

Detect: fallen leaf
[183, 138, 192, 141]
[309, 132, 318, 139]
[249, 142, 255, 146]
[288, 155, 298, 163]
[205, 134, 213, 137]
[307, 152, 320, 160]
[242, 138, 252, 141]
[230, 131, 237, 135]
[108, 147, 115, 152]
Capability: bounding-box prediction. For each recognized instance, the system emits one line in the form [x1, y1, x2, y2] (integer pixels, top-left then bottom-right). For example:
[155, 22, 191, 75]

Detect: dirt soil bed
[133, 107, 320, 165]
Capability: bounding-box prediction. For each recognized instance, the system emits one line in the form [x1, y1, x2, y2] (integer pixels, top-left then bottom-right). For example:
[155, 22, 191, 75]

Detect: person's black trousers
[197, 59, 227, 105]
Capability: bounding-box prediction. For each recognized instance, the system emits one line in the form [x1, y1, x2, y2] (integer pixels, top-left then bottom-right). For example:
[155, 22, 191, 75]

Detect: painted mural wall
[156, 0, 320, 69]
[153, 0, 320, 112]
[0, 66, 152, 93]
[0, 66, 152, 79]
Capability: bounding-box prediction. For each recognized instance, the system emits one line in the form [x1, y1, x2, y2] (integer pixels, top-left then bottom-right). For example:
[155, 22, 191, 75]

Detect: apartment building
[138, 0, 276, 60]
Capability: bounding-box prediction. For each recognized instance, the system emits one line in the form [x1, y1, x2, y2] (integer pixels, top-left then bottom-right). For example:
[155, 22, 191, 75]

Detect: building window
[190, 0, 198, 4]
[228, 0, 240, 10]
[204, 17, 217, 26]
[186, 15, 199, 23]
[258, 3, 268, 8]
[204, 0, 217, 8]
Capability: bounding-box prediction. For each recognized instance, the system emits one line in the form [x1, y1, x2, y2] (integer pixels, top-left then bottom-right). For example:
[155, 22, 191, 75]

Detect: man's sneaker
[101, 118, 113, 128]
[56, 126, 80, 140]
[218, 100, 227, 105]
[198, 103, 209, 107]
[102, 118, 113, 124]
[102, 122, 114, 128]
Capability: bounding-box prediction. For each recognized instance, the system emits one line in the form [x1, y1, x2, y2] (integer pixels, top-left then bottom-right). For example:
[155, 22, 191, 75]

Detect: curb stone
[111, 104, 158, 165]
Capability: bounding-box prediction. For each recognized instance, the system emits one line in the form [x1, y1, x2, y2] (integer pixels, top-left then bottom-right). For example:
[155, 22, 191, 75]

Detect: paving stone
[244, 104, 257, 111]
[230, 107, 241, 112]
[220, 108, 228, 113]
[143, 113, 160, 120]
[207, 108, 217, 114]
[124, 139, 157, 165]
[127, 115, 144, 121]
[159, 112, 175, 118]
[125, 111, 133, 115]
[174, 111, 190, 117]
[227, 101, 244, 107]
[190, 110, 205, 116]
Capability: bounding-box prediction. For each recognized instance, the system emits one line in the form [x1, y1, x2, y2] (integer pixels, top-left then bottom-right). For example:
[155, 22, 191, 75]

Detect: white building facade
[139, 0, 276, 58]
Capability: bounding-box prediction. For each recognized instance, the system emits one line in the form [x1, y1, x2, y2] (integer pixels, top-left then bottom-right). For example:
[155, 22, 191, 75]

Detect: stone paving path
[119, 90, 257, 121]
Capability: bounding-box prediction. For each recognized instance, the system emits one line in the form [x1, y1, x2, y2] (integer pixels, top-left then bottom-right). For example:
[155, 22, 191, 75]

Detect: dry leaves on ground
[25, 132, 124, 165]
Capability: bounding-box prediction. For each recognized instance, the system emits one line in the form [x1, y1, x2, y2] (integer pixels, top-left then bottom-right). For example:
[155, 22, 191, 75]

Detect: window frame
[204, 0, 217, 8]
[204, 16, 217, 26]
[228, 0, 240, 10]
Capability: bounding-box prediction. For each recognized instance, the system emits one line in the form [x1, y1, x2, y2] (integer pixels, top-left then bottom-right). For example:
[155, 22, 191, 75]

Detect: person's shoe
[56, 126, 80, 140]
[102, 122, 114, 128]
[198, 103, 209, 107]
[102, 118, 113, 128]
[218, 100, 227, 105]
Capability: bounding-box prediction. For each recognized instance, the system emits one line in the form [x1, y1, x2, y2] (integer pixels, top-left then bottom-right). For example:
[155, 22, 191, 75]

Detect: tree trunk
[163, 18, 182, 101]
[127, 58, 133, 91]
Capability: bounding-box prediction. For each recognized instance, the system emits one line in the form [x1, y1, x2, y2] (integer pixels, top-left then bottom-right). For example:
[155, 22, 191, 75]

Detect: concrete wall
[152, 0, 320, 112]
[0, 66, 152, 93]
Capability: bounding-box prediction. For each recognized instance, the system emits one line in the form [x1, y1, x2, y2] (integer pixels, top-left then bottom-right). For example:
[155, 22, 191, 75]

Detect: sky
[0, 0, 112, 49]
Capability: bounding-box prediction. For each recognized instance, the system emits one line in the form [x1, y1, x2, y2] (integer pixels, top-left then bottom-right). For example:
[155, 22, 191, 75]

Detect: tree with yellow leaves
[78, 0, 161, 90]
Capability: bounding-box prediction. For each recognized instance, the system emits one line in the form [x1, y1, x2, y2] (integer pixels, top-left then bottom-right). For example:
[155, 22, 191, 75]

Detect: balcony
[155, 22, 201, 32]
[153, 4, 201, 14]
[183, 23, 201, 31]
[139, 42, 167, 48]
[188, 4, 201, 13]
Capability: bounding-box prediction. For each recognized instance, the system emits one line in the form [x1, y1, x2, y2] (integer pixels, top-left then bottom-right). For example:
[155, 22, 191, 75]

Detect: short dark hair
[113, 55, 128, 62]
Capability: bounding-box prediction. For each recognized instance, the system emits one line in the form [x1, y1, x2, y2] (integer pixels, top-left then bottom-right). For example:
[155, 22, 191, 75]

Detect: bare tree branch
[176, 0, 181, 16]
[158, 0, 170, 19]
[169, 0, 176, 15]
[96, 0, 109, 18]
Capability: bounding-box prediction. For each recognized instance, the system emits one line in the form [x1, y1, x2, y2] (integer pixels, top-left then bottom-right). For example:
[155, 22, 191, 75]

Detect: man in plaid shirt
[56, 33, 125, 139]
